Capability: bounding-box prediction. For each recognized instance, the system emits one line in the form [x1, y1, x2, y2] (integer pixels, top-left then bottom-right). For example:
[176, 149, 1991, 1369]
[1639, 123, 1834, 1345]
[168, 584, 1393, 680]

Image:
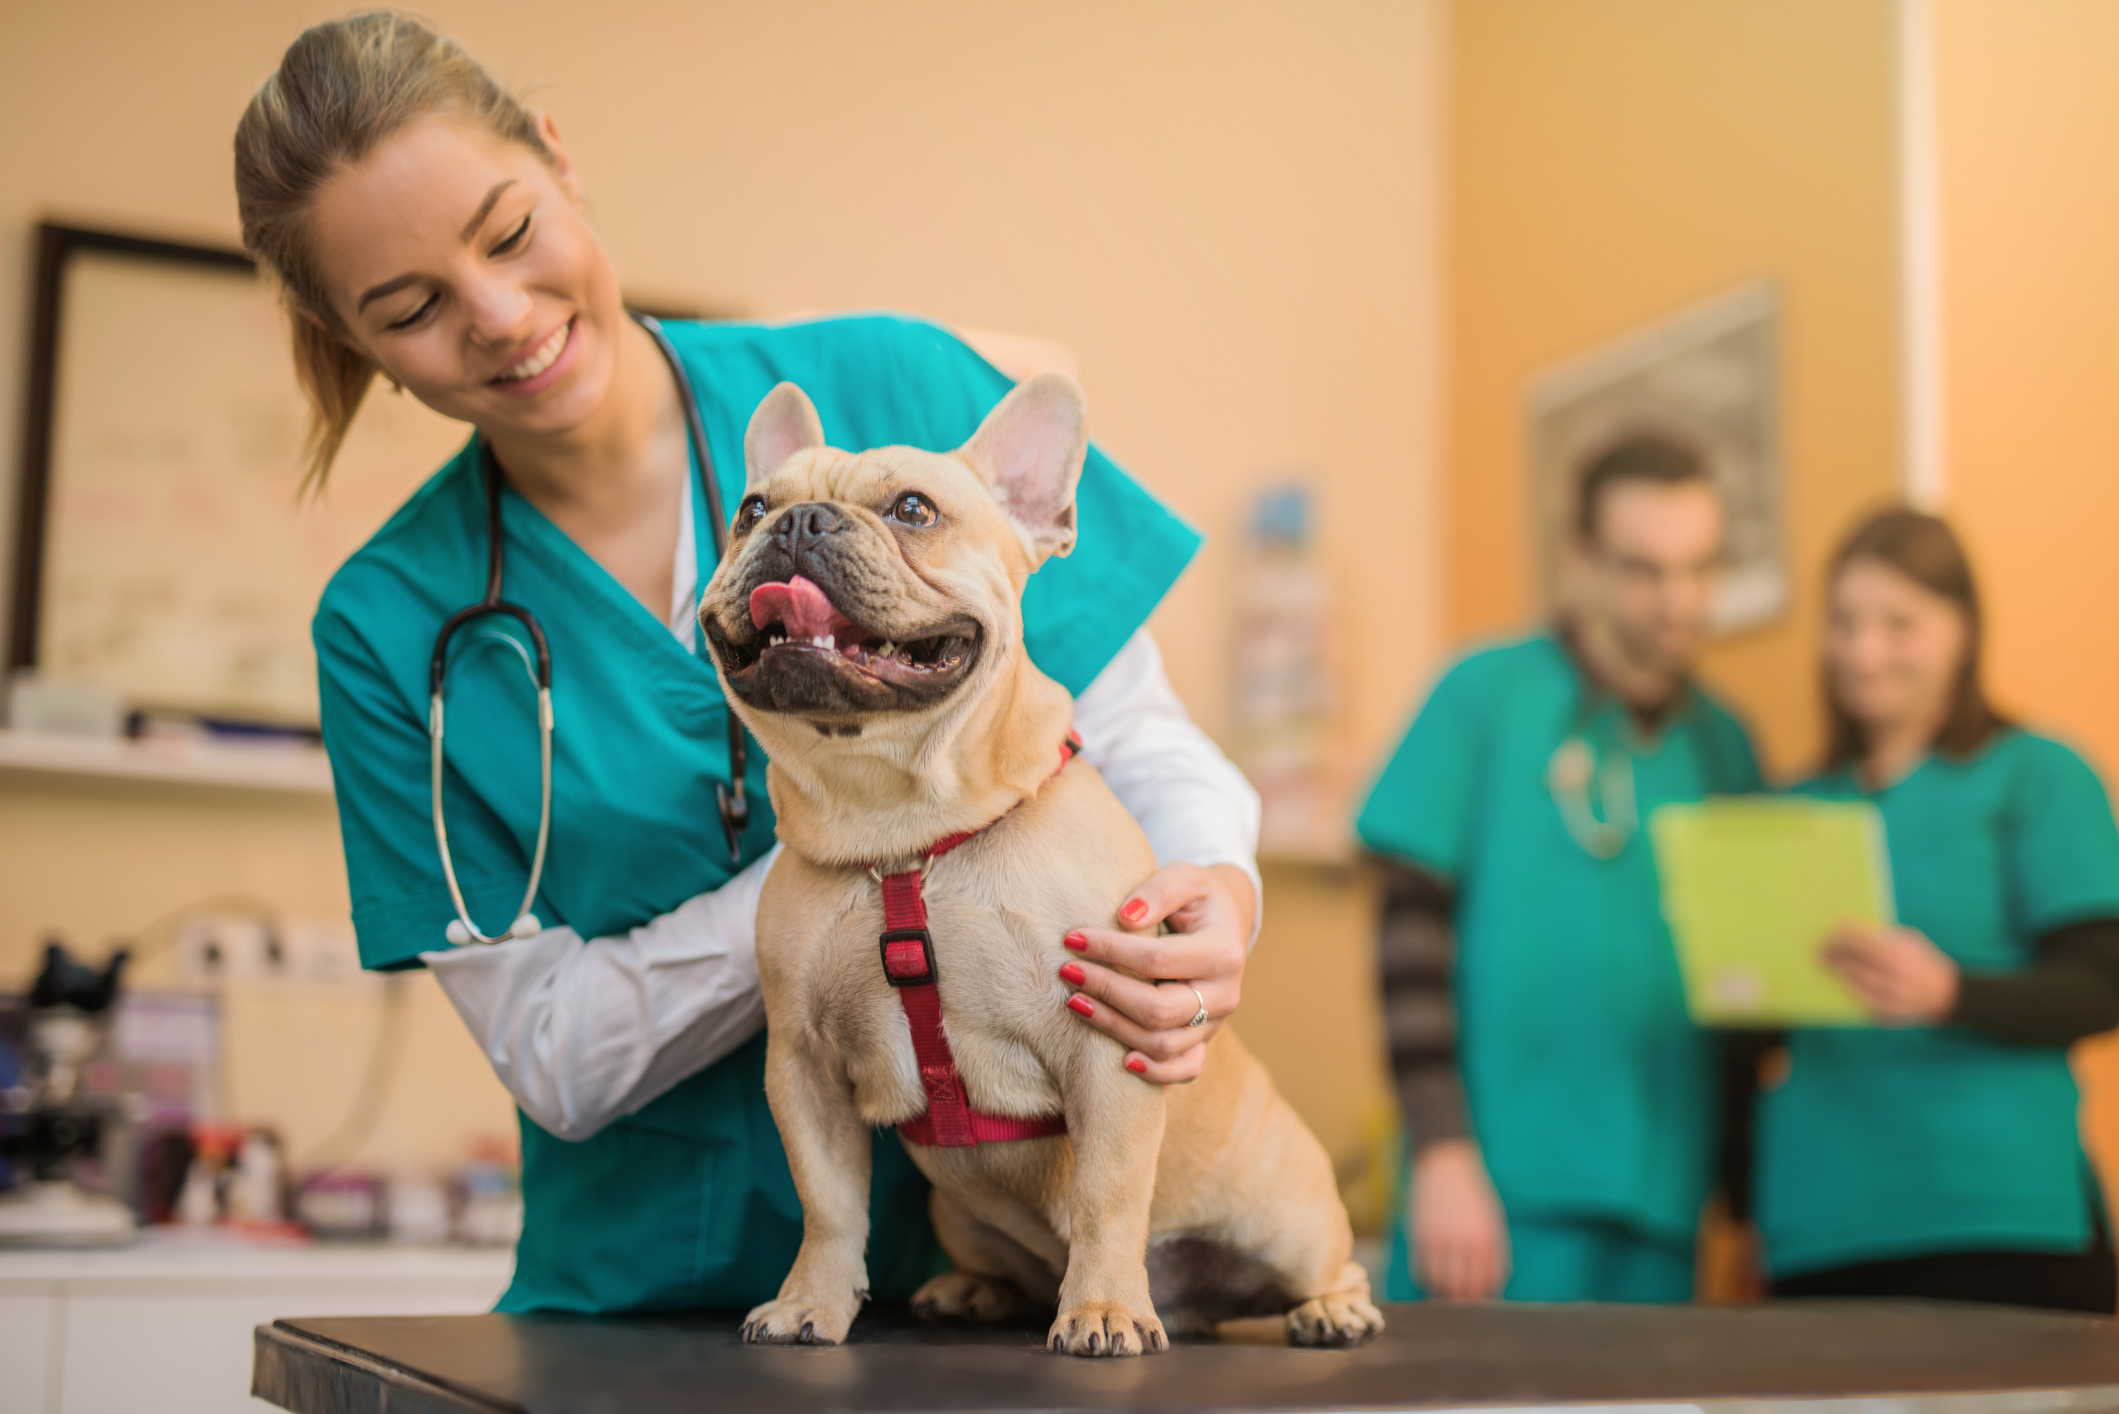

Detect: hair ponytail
[234, 11, 551, 492]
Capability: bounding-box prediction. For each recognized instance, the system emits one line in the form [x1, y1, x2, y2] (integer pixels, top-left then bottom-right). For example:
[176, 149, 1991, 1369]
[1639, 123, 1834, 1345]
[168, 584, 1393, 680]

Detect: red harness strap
[879, 732, 1080, 1148]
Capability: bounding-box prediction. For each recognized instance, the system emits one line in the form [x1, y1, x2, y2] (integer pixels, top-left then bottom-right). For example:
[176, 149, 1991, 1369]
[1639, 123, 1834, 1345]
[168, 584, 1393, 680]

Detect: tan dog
[697, 372, 1381, 1357]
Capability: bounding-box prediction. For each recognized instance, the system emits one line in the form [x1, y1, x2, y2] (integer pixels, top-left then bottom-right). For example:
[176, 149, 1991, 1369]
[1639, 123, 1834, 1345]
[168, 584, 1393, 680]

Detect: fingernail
[1059, 962, 1086, 985]
[1120, 900, 1148, 925]
[1063, 932, 1089, 952]
[1125, 1055, 1148, 1075]
[1067, 995, 1096, 1018]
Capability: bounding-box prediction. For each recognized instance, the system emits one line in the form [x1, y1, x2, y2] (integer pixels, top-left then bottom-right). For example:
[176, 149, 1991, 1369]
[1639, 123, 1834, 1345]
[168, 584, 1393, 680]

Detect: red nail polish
[1120, 900, 1148, 925]
[1059, 962, 1086, 986]
[1067, 995, 1095, 1018]
[1063, 933, 1089, 952]
[1125, 1056, 1148, 1074]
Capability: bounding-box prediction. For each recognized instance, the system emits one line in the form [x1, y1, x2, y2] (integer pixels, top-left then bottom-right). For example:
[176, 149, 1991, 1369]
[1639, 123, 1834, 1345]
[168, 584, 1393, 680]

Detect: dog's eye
[736, 495, 768, 531]
[890, 492, 938, 527]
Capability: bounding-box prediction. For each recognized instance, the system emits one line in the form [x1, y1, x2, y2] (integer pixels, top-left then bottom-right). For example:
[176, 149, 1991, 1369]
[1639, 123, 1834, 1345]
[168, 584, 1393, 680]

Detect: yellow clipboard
[1648, 798, 1891, 1027]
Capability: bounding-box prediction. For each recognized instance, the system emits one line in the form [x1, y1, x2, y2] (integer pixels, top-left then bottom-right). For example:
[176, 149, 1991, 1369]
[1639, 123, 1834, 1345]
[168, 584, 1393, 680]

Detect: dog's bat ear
[744, 382, 826, 488]
[962, 371, 1087, 563]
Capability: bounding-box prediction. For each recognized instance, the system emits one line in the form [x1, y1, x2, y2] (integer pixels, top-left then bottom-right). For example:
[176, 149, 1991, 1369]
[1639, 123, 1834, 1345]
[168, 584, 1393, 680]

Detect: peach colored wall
[1930, 0, 2119, 1224]
[0, 1, 1445, 1177]
[1446, 0, 1902, 777]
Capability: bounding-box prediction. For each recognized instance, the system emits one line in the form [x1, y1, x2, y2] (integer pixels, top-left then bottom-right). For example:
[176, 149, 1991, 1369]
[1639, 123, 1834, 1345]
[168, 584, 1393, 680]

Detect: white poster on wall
[1527, 280, 1786, 637]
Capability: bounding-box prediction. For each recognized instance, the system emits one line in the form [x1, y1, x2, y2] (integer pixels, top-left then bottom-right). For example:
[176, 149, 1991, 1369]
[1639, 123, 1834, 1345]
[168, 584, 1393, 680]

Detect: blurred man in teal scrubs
[1358, 438, 1762, 1303]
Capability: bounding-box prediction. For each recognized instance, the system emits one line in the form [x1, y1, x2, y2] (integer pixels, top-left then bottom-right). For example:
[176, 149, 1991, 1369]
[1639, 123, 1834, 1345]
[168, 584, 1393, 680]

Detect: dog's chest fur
[756, 761, 1156, 1130]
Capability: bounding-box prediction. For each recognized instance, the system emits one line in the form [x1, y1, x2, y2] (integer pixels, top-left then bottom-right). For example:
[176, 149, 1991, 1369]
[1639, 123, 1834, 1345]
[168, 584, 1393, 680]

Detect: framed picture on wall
[1526, 280, 1786, 637]
[6, 222, 719, 730]
[6, 223, 472, 729]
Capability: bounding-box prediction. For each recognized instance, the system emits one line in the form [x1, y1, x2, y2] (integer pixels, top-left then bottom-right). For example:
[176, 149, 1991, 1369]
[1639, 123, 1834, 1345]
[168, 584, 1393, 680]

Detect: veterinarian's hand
[1411, 1139, 1510, 1302]
[1820, 920, 1959, 1025]
[1056, 862, 1256, 1084]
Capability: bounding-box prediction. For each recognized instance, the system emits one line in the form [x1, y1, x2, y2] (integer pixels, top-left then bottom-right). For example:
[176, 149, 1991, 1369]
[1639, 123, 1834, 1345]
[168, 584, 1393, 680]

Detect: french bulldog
[697, 371, 1382, 1356]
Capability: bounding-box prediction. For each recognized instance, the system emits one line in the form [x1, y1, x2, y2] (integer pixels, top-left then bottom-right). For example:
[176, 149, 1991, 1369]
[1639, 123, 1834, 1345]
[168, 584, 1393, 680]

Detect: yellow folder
[1649, 798, 1891, 1027]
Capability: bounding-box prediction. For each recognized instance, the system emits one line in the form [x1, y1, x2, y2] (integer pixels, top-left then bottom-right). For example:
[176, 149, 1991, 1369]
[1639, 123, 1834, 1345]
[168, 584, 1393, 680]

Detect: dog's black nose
[772, 502, 847, 556]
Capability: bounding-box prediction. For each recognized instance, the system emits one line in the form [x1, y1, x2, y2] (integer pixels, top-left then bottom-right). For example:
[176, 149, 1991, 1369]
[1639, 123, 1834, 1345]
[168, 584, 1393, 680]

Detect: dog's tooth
[878, 642, 897, 658]
[824, 634, 835, 651]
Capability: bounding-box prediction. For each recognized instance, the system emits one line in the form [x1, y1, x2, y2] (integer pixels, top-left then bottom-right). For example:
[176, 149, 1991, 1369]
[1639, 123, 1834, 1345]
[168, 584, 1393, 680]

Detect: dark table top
[254, 1300, 2119, 1414]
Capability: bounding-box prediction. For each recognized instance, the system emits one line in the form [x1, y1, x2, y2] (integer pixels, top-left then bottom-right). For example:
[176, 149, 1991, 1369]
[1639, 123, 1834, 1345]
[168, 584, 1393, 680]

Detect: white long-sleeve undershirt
[425, 493, 1260, 1141]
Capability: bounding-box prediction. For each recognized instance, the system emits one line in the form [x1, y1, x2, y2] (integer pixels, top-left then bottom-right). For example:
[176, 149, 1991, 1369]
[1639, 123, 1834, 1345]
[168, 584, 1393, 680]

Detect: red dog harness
[878, 732, 1080, 1148]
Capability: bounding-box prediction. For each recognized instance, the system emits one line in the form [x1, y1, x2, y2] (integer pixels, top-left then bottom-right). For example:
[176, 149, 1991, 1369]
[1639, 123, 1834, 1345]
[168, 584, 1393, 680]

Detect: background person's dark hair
[1823, 507, 2010, 772]
[1574, 434, 1712, 541]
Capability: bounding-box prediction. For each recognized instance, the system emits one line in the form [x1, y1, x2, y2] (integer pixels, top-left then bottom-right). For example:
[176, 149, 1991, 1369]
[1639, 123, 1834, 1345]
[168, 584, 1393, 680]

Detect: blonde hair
[234, 11, 551, 490]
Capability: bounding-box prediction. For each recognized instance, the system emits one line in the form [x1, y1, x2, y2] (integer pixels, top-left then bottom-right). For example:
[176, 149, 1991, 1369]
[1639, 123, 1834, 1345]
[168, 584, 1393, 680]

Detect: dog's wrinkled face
[699, 372, 1087, 729]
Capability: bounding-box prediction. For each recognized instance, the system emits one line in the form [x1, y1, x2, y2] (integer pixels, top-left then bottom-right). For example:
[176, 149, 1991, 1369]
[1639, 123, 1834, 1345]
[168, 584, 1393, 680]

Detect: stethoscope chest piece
[1547, 732, 1638, 860]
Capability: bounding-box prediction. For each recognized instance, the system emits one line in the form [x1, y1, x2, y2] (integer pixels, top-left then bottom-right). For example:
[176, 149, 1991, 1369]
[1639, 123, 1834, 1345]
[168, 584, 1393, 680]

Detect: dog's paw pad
[1048, 1302, 1166, 1358]
[741, 1297, 851, 1346]
[1285, 1292, 1385, 1348]
[911, 1270, 1022, 1322]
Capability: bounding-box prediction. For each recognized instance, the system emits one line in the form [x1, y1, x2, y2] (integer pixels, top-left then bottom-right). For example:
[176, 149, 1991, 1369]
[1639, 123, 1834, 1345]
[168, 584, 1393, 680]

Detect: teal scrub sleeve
[316, 608, 558, 971]
[1354, 655, 1495, 879]
[881, 319, 1203, 697]
[2005, 738, 2119, 936]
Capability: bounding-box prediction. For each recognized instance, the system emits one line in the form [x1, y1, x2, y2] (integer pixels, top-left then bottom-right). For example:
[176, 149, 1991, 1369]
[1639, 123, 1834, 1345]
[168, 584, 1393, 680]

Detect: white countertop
[0, 1225, 513, 1295]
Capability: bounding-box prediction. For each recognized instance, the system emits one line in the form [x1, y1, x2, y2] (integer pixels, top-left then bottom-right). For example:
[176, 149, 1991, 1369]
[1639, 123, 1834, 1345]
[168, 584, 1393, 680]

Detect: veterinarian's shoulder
[1425, 632, 1568, 716]
[658, 313, 1009, 446]
[314, 437, 482, 658]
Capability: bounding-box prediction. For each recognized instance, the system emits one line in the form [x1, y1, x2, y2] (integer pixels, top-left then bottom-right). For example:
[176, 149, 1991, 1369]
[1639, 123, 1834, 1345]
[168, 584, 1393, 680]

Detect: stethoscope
[430, 311, 749, 946]
[1543, 667, 1738, 862]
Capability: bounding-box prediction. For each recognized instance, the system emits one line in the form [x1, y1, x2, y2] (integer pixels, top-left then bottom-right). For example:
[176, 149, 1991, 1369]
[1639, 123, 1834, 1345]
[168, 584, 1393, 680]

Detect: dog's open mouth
[708, 575, 980, 709]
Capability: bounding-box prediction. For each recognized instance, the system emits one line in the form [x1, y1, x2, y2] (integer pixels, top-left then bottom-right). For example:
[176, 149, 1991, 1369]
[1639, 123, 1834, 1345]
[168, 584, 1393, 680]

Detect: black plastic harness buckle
[879, 928, 937, 986]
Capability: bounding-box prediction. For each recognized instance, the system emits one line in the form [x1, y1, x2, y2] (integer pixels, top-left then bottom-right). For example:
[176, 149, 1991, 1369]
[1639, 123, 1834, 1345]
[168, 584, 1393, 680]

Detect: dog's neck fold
[763, 648, 1077, 868]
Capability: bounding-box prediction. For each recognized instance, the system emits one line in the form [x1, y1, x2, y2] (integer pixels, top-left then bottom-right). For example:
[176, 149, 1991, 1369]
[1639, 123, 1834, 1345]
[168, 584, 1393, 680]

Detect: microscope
[0, 943, 136, 1246]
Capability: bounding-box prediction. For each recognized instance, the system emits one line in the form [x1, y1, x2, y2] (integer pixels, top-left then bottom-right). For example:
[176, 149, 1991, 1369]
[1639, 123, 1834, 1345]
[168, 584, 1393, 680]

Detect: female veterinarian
[1759, 509, 2119, 1313]
[237, 14, 1262, 1314]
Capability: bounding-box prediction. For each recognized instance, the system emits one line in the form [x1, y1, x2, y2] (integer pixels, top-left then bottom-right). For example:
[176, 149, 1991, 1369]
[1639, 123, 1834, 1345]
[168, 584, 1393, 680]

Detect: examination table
[253, 1299, 2119, 1413]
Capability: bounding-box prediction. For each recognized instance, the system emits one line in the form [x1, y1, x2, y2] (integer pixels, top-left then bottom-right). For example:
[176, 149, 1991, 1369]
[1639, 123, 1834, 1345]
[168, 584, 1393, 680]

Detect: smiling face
[1825, 555, 1968, 739]
[699, 375, 1087, 737]
[304, 111, 627, 439]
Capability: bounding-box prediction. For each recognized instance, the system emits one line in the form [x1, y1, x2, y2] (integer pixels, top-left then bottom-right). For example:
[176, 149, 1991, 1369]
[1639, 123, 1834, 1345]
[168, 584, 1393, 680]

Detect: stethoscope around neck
[428, 310, 749, 946]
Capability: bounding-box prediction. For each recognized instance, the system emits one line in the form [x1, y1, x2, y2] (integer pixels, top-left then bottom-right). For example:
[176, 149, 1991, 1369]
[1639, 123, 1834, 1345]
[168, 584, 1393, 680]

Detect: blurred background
[0, 0, 2116, 1403]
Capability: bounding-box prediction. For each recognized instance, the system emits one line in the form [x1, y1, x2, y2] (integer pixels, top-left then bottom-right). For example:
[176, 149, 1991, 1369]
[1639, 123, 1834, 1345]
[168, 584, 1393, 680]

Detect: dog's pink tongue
[749, 576, 850, 638]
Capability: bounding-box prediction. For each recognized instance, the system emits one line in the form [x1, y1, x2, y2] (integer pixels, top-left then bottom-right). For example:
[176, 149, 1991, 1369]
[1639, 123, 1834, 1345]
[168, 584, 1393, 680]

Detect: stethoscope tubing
[428, 311, 746, 947]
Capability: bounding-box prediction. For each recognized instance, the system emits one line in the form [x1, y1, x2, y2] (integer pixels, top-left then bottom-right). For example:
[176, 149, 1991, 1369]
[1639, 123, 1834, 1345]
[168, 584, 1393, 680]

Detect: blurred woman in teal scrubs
[1763, 509, 2119, 1313]
[233, 15, 1264, 1315]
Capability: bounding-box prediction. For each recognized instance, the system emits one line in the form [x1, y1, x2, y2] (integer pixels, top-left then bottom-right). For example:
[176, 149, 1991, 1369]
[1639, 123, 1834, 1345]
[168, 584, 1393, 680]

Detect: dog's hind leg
[742, 1032, 875, 1346]
[1284, 1263, 1385, 1348]
[912, 1189, 1056, 1322]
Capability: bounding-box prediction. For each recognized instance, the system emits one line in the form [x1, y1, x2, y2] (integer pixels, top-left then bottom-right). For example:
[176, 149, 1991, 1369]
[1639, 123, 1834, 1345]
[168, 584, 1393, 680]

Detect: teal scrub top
[1761, 730, 2119, 1277]
[1355, 634, 1763, 1244]
[314, 314, 1201, 1314]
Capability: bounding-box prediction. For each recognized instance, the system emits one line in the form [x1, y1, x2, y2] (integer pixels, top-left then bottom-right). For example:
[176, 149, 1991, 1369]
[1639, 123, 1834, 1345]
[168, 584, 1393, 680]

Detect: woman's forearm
[422, 845, 779, 1139]
[1951, 917, 2119, 1047]
[1075, 630, 1264, 941]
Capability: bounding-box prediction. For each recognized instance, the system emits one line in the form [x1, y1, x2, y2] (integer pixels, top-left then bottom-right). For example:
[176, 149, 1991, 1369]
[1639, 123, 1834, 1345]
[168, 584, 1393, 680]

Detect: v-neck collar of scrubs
[1543, 627, 1699, 758]
[479, 431, 720, 680]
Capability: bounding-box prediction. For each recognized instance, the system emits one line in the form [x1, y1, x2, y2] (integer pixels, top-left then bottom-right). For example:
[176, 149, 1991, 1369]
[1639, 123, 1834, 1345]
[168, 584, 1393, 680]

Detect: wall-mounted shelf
[0, 729, 333, 796]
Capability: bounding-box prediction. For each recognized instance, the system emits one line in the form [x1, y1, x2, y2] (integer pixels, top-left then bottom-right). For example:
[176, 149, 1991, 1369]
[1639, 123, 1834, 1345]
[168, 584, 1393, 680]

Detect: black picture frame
[8, 222, 257, 680]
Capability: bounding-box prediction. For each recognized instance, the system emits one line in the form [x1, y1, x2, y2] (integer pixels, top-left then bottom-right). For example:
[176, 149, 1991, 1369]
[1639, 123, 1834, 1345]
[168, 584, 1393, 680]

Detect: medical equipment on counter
[0, 943, 136, 1247]
[430, 312, 748, 946]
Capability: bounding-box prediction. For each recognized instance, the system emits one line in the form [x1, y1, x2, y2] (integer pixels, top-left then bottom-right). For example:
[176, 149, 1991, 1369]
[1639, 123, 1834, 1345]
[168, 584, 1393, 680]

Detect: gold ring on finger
[1186, 985, 1209, 1028]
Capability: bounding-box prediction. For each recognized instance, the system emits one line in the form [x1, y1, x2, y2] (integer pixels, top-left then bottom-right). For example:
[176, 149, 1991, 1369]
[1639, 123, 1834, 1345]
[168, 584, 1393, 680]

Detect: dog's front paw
[1048, 1301, 1167, 1357]
[912, 1270, 1023, 1322]
[741, 1295, 858, 1346]
[1286, 1290, 1384, 1348]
